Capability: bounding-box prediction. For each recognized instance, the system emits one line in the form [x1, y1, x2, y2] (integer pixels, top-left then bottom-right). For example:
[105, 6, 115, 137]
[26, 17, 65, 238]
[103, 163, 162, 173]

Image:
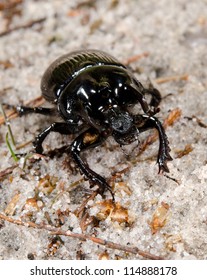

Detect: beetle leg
[135, 115, 172, 173]
[16, 105, 56, 116]
[33, 122, 78, 154]
[131, 81, 157, 116]
[133, 81, 162, 115]
[138, 79, 162, 109]
[146, 86, 162, 109]
[17, 106, 56, 116]
[70, 128, 114, 200]
[2, 103, 56, 116]
[134, 91, 154, 116]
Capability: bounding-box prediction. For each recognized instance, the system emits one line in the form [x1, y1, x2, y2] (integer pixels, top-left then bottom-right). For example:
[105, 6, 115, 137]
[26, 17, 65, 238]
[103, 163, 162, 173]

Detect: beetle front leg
[136, 115, 172, 173]
[34, 122, 78, 154]
[70, 128, 114, 200]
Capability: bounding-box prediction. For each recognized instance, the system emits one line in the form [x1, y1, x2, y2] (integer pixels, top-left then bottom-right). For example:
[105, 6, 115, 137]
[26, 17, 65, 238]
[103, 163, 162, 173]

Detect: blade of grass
[0, 103, 16, 146]
[5, 132, 19, 162]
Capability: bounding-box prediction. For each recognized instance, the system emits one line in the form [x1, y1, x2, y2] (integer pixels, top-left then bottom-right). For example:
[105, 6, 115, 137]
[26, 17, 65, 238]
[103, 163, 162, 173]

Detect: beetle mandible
[9, 50, 172, 199]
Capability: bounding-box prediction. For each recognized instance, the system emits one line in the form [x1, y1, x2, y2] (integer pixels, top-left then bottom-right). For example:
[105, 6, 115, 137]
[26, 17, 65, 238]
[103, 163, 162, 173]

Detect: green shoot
[5, 132, 19, 162]
[0, 103, 16, 146]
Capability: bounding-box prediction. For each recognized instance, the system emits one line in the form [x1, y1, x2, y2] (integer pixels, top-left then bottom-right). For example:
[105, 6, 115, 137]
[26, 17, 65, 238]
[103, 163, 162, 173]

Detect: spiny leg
[34, 122, 78, 154]
[135, 115, 172, 173]
[3, 104, 82, 153]
[70, 127, 114, 200]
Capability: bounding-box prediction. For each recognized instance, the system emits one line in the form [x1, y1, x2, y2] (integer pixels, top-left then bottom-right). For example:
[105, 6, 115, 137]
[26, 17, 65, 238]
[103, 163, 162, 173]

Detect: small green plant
[0, 103, 18, 162]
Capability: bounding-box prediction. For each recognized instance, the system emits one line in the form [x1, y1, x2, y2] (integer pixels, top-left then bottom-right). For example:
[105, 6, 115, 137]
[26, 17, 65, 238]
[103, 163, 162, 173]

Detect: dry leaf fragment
[95, 200, 134, 224]
[98, 250, 110, 260]
[37, 174, 58, 195]
[164, 234, 182, 252]
[149, 202, 170, 234]
[4, 192, 20, 215]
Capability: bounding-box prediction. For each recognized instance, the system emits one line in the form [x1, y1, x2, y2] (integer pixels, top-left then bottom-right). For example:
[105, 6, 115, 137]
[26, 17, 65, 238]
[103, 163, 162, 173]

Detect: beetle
[7, 50, 172, 199]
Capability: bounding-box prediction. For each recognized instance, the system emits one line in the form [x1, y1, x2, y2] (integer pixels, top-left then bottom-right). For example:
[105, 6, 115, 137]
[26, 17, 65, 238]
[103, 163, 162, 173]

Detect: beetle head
[109, 110, 133, 134]
[104, 107, 138, 145]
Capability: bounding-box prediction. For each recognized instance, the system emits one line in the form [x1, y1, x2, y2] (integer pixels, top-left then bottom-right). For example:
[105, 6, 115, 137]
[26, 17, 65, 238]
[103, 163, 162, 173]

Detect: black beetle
[9, 50, 172, 199]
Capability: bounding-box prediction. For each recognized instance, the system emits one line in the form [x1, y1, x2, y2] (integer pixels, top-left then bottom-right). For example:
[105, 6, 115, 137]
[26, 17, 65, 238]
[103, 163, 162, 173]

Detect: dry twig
[123, 52, 149, 66]
[0, 164, 18, 179]
[0, 17, 46, 37]
[155, 74, 188, 84]
[0, 212, 163, 260]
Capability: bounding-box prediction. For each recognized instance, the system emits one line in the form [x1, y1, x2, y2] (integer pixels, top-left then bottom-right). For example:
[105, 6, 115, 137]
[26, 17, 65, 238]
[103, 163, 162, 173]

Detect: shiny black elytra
[13, 50, 172, 199]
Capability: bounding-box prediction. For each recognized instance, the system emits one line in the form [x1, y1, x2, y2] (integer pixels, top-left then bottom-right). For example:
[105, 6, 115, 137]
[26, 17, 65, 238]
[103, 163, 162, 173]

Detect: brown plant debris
[0, 212, 163, 260]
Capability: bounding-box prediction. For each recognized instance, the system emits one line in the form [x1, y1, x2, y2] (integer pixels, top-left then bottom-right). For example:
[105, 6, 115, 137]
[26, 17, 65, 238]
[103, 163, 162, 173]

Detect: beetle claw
[33, 141, 43, 154]
[158, 154, 173, 174]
